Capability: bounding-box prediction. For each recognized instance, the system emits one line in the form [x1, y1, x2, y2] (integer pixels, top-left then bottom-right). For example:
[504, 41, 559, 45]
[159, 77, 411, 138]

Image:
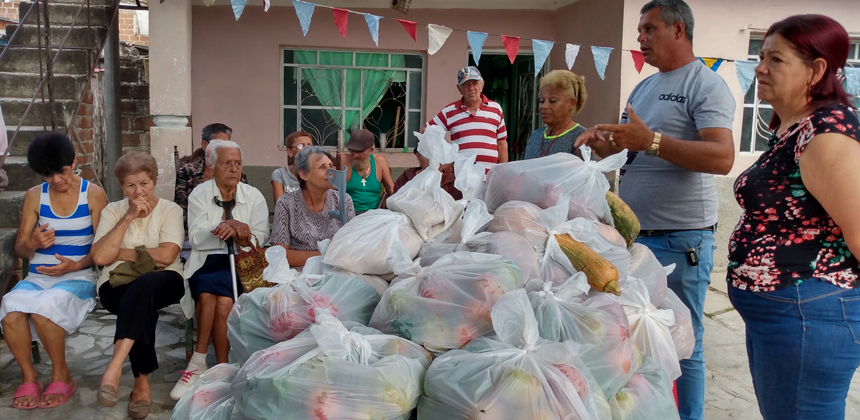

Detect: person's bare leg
[212, 296, 234, 364]
[31, 314, 71, 407]
[195, 293, 217, 354]
[131, 374, 151, 403]
[101, 338, 134, 391]
[3, 312, 40, 408]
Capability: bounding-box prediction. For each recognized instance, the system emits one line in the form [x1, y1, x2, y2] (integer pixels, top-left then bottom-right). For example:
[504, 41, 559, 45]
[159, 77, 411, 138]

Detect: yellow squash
[555, 234, 622, 296]
[606, 191, 640, 248]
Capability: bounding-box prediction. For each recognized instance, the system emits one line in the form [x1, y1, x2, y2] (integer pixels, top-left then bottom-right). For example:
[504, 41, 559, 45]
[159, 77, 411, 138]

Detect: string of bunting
[228, 0, 860, 95]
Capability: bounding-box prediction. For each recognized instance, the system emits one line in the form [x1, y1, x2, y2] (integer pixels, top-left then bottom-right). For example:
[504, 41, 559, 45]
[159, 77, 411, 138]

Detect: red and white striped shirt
[427, 94, 507, 172]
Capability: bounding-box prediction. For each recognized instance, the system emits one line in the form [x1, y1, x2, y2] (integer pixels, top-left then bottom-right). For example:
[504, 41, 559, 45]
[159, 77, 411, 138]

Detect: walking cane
[213, 195, 240, 302]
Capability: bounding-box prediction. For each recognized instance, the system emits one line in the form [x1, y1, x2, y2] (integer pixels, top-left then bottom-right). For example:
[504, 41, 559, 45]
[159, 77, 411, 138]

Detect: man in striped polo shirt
[426, 66, 508, 172]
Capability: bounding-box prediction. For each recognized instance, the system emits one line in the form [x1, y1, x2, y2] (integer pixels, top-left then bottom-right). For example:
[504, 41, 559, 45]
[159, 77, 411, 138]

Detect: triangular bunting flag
[843, 67, 860, 96]
[397, 19, 418, 42]
[735, 60, 758, 93]
[565, 44, 581, 70]
[363, 13, 381, 47]
[427, 24, 453, 55]
[263, 0, 270, 13]
[332, 8, 348, 38]
[631, 50, 645, 73]
[698, 57, 723, 72]
[203, 0, 216, 6]
[293, 0, 315, 36]
[532, 39, 553, 75]
[231, 0, 246, 20]
[468, 31, 488, 65]
[591, 46, 613, 80]
[501, 35, 520, 64]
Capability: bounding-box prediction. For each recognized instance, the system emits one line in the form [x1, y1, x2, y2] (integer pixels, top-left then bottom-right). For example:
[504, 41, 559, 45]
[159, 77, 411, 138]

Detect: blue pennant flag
[844, 67, 860, 96]
[698, 57, 724, 72]
[591, 46, 613, 80]
[532, 39, 553, 75]
[735, 60, 758, 94]
[467, 31, 488, 66]
[363, 13, 381, 47]
[293, 0, 315, 36]
[231, 0, 247, 21]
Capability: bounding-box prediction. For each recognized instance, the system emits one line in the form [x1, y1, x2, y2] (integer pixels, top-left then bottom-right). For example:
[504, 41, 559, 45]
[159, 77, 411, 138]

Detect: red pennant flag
[631, 50, 645, 73]
[501, 35, 520, 64]
[332, 8, 348, 38]
[397, 19, 417, 42]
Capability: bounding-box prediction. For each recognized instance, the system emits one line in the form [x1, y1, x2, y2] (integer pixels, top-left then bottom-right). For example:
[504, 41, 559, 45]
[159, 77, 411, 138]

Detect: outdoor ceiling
[189, 0, 582, 10]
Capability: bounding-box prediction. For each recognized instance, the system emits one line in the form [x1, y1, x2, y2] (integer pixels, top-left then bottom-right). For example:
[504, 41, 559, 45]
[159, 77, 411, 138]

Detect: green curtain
[294, 51, 406, 140]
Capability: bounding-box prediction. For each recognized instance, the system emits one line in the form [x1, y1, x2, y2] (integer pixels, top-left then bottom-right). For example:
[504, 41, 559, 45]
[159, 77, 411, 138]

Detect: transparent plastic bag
[370, 251, 523, 354]
[418, 290, 606, 420]
[226, 273, 381, 365]
[528, 278, 641, 398]
[171, 363, 238, 420]
[468, 231, 541, 284]
[324, 209, 423, 275]
[483, 147, 627, 225]
[303, 239, 391, 296]
[262, 246, 298, 284]
[609, 355, 680, 420]
[419, 199, 494, 267]
[659, 288, 695, 361]
[628, 244, 668, 306]
[231, 311, 431, 420]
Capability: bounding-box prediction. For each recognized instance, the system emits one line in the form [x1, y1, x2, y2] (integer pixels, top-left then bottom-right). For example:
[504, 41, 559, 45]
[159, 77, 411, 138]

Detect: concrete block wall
[1, 1, 149, 45]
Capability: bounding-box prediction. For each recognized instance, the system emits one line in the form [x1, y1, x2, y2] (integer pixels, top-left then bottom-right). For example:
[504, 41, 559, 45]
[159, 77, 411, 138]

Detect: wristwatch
[645, 132, 662, 157]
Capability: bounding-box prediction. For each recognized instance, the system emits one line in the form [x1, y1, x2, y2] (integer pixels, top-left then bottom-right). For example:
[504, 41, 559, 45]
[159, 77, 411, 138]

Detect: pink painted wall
[191, 6, 555, 166]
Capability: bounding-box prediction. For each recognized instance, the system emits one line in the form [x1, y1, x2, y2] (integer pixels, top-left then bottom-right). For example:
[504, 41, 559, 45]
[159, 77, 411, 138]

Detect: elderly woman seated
[90, 151, 185, 418]
[271, 146, 355, 268]
[0, 132, 106, 410]
[172, 140, 269, 400]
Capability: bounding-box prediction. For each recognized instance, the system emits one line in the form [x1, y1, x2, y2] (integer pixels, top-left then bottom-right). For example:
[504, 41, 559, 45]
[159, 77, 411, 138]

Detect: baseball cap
[457, 66, 483, 86]
[347, 129, 375, 152]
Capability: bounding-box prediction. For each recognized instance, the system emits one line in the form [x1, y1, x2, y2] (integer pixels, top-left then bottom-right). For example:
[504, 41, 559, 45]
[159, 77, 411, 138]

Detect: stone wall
[0, 1, 149, 46]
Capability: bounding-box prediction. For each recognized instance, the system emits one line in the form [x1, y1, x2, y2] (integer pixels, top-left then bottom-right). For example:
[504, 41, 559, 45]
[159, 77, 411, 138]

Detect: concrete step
[3, 156, 43, 192]
[3, 24, 106, 50]
[0, 72, 89, 101]
[0, 47, 93, 75]
[5, 128, 45, 158]
[19, 2, 113, 28]
[0, 98, 76, 129]
[0, 191, 27, 229]
[0, 228, 19, 296]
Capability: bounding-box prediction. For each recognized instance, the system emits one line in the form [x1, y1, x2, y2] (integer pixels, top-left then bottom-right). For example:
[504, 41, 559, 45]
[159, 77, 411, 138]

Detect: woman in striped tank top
[0, 132, 106, 409]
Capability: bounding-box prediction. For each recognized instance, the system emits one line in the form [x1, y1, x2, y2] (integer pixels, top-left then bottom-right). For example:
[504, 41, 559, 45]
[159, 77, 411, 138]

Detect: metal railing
[0, 0, 120, 186]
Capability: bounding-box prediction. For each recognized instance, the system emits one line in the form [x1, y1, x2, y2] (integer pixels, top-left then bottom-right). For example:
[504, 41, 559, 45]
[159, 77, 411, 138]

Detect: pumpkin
[606, 191, 640, 247]
[555, 234, 621, 295]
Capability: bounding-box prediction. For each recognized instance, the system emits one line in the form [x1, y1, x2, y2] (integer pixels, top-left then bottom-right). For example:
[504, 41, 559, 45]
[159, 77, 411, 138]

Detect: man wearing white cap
[426, 66, 508, 172]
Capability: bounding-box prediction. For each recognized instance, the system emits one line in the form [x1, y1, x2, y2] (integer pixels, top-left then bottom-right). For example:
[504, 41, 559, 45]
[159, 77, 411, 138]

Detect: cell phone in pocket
[686, 248, 699, 266]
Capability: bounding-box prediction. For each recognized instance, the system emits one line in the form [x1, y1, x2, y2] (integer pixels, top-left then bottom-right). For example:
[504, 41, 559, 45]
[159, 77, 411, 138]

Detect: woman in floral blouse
[728, 15, 860, 420]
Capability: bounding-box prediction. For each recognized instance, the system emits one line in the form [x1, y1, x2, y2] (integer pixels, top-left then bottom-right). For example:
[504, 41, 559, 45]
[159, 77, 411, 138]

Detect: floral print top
[729, 104, 860, 291]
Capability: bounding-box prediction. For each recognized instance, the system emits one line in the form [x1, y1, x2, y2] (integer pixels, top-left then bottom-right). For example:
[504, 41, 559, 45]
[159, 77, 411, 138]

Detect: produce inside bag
[528, 278, 642, 398]
[172, 363, 239, 420]
[418, 199, 494, 267]
[387, 125, 464, 241]
[303, 239, 391, 295]
[324, 209, 423, 275]
[370, 251, 523, 354]
[231, 311, 431, 420]
[483, 146, 627, 225]
[609, 355, 680, 420]
[226, 272, 381, 365]
[659, 288, 695, 361]
[628, 243, 669, 306]
[418, 290, 607, 420]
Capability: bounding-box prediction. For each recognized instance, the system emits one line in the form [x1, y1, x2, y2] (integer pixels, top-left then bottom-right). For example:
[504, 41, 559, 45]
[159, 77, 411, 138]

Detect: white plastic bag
[324, 209, 423, 275]
[483, 147, 627, 225]
[609, 355, 680, 420]
[231, 311, 431, 420]
[454, 149, 486, 201]
[468, 231, 541, 283]
[387, 126, 464, 240]
[659, 288, 695, 361]
[418, 290, 607, 420]
[528, 278, 642, 398]
[171, 363, 238, 420]
[303, 239, 390, 296]
[370, 251, 523, 354]
[629, 243, 668, 306]
[419, 199, 494, 266]
[262, 246, 298, 284]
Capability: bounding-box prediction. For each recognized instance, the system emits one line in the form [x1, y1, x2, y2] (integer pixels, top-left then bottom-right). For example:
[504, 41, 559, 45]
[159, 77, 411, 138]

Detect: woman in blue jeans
[727, 15, 860, 420]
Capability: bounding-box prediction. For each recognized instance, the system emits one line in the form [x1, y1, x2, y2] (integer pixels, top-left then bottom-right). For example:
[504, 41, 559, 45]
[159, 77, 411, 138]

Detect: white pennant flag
[203, 0, 216, 6]
[263, 0, 270, 12]
[427, 24, 454, 55]
[565, 44, 581, 70]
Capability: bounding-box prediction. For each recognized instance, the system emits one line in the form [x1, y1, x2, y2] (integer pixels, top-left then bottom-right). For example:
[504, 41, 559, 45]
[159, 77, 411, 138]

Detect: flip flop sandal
[12, 381, 43, 410]
[38, 380, 76, 408]
[97, 384, 120, 407]
[128, 395, 151, 419]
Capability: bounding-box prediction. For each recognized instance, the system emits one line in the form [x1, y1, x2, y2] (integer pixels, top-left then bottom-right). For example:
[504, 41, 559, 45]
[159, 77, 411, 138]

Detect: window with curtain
[282, 49, 425, 150]
[741, 39, 860, 153]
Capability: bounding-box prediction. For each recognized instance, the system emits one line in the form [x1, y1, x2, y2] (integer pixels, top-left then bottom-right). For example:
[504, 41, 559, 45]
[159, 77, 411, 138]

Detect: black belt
[639, 224, 717, 236]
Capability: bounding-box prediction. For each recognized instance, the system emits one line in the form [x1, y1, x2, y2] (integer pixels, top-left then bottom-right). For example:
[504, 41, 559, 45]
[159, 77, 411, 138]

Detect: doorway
[468, 53, 545, 161]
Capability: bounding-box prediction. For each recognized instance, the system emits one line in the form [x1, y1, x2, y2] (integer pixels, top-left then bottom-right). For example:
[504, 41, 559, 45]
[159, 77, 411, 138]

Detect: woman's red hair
[765, 14, 853, 129]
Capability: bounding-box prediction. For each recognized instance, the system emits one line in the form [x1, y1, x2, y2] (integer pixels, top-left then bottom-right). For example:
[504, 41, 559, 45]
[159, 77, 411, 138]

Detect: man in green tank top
[340, 129, 395, 214]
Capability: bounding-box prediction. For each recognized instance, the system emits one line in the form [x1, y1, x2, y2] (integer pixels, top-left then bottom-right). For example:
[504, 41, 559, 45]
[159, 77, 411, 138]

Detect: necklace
[541, 121, 580, 157]
[357, 166, 372, 187]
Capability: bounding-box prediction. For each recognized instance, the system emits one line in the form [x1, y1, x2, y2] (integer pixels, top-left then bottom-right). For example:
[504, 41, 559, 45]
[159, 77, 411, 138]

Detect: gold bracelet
[645, 132, 662, 157]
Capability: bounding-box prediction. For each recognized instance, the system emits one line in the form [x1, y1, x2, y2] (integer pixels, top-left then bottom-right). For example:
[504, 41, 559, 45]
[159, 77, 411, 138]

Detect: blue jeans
[636, 230, 715, 420]
[728, 280, 860, 420]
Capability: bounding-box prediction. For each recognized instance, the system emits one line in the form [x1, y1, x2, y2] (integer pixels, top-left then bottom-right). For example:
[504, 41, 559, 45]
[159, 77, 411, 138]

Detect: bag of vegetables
[171, 363, 239, 420]
[609, 355, 680, 420]
[418, 290, 608, 420]
[231, 311, 432, 420]
[323, 209, 423, 275]
[659, 288, 695, 361]
[370, 251, 523, 354]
